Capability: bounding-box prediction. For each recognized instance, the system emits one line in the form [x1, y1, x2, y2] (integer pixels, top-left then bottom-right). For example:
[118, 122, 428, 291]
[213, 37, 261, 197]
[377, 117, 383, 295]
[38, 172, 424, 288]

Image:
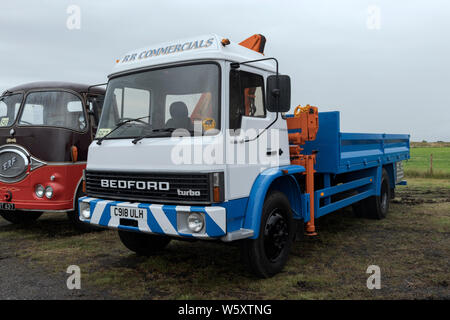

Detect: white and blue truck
[78, 34, 410, 277]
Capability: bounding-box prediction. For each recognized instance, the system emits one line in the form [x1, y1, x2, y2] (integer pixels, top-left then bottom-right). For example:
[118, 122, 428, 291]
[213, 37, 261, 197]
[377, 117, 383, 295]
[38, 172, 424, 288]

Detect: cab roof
[3, 81, 106, 95]
[110, 34, 276, 77]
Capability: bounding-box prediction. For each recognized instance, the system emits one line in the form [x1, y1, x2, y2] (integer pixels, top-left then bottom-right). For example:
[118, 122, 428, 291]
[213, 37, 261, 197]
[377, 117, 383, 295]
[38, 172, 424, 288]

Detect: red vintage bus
[0, 82, 105, 228]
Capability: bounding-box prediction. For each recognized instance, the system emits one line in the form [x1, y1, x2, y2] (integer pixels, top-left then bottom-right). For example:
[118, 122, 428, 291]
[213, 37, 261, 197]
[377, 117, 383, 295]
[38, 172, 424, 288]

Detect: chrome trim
[72, 177, 84, 210]
[0, 145, 30, 183]
[29, 156, 46, 171]
[16, 208, 72, 213]
[41, 161, 87, 166]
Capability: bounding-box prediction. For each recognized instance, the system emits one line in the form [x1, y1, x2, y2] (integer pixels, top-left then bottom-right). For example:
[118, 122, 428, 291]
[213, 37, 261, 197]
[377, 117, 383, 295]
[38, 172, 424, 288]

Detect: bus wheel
[365, 169, 391, 219]
[0, 210, 42, 225]
[118, 230, 171, 256]
[240, 191, 295, 278]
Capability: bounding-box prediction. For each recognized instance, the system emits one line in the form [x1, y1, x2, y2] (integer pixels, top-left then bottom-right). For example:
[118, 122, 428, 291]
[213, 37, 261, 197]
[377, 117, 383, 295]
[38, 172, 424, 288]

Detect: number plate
[110, 205, 146, 221]
[0, 202, 15, 210]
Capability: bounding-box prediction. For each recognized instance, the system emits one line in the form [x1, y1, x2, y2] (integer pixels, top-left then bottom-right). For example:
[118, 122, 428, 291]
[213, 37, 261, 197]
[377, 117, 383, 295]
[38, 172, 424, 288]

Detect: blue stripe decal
[89, 199, 103, 214]
[141, 204, 164, 234]
[99, 201, 119, 226]
[162, 205, 178, 231]
[204, 211, 224, 236]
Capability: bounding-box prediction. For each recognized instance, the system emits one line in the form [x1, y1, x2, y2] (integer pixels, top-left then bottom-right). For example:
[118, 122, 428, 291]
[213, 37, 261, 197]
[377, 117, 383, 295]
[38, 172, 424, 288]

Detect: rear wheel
[0, 210, 42, 225]
[240, 191, 295, 278]
[364, 169, 391, 219]
[118, 230, 171, 256]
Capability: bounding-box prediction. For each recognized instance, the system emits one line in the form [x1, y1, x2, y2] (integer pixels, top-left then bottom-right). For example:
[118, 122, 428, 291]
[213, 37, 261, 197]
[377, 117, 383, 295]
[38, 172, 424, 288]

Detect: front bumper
[78, 197, 228, 239]
[0, 164, 84, 212]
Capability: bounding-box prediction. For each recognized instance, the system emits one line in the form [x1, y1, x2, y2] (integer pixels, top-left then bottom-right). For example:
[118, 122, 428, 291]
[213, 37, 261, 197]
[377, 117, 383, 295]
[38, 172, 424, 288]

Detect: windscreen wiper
[96, 115, 151, 145]
[131, 128, 176, 144]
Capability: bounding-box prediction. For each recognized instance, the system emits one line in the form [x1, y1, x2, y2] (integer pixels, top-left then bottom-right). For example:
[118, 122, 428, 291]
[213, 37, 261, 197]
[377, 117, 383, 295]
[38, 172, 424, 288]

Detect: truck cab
[79, 35, 410, 277]
[0, 82, 105, 227]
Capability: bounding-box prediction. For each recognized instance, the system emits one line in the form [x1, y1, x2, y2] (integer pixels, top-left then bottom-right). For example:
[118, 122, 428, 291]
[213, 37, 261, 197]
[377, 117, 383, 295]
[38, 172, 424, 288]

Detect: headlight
[81, 207, 91, 219]
[35, 184, 45, 198]
[187, 213, 204, 233]
[80, 202, 91, 219]
[44, 186, 53, 199]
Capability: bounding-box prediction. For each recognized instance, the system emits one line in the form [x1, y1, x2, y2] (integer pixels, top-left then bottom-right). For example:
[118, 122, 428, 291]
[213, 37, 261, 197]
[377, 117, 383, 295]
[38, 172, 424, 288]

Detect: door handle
[266, 148, 283, 156]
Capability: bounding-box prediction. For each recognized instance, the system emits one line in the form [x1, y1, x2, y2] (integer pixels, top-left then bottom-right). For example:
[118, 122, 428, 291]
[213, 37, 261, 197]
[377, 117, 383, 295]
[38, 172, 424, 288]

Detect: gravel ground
[0, 218, 112, 300]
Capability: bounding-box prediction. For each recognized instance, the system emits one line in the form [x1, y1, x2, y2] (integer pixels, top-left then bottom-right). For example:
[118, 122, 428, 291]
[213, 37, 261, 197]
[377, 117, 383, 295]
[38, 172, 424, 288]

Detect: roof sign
[119, 37, 217, 64]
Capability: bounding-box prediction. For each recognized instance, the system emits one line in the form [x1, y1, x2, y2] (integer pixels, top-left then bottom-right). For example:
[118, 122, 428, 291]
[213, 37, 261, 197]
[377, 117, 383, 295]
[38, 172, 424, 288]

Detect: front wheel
[0, 210, 42, 225]
[118, 230, 171, 256]
[240, 191, 295, 278]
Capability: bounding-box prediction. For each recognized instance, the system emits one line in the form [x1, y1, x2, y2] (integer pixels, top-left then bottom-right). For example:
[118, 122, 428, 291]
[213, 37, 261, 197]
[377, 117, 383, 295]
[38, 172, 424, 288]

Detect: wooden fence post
[430, 153, 433, 177]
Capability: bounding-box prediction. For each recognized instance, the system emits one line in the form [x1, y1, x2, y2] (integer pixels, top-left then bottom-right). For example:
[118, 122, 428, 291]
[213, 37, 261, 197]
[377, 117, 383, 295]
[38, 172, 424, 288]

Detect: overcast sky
[0, 0, 449, 141]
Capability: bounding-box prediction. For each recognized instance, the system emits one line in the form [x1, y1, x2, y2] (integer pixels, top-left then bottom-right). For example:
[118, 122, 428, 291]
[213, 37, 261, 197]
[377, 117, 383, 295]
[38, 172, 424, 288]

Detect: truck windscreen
[96, 62, 220, 139]
[0, 93, 23, 127]
[18, 91, 87, 132]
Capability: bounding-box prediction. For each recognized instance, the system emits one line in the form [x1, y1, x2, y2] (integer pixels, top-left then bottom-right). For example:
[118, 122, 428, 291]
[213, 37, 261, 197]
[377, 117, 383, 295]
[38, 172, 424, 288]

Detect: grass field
[0, 178, 448, 300]
[404, 144, 450, 179]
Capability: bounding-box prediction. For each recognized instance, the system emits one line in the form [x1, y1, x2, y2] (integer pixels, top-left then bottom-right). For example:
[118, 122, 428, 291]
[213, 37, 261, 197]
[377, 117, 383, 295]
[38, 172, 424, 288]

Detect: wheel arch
[72, 176, 84, 211]
[243, 165, 305, 239]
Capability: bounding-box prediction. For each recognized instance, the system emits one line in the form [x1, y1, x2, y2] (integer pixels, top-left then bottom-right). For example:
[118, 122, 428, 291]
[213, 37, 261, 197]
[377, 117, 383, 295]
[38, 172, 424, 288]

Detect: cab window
[229, 70, 266, 132]
[0, 93, 23, 127]
[87, 94, 105, 128]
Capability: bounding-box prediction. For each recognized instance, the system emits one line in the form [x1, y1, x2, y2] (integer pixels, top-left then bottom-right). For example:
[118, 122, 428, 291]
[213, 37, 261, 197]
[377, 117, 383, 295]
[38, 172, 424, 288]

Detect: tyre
[118, 230, 171, 256]
[364, 169, 391, 219]
[240, 191, 295, 278]
[352, 200, 366, 218]
[0, 210, 42, 225]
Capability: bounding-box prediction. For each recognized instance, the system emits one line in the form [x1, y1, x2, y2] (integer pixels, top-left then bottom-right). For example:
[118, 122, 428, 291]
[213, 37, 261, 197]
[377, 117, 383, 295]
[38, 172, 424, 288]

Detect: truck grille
[85, 170, 212, 204]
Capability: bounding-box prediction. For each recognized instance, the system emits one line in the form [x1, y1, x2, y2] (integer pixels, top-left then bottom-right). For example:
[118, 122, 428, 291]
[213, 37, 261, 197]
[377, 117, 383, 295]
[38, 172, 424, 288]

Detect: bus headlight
[35, 184, 45, 198]
[44, 186, 53, 199]
[187, 213, 204, 233]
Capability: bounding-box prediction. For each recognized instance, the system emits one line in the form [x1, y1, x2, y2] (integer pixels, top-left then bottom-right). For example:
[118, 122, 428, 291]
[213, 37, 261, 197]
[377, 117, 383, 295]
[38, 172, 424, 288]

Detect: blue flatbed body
[285, 111, 410, 221]
[302, 112, 410, 174]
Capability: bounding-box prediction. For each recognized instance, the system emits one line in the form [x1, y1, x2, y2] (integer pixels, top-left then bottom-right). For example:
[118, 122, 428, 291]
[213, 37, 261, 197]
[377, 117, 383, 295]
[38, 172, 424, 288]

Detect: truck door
[227, 66, 277, 199]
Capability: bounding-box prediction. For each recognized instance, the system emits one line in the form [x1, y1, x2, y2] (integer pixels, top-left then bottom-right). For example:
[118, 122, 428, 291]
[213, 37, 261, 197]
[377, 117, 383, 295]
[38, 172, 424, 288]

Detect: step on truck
[0, 82, 105, 228]
[79, 34, 410, 277]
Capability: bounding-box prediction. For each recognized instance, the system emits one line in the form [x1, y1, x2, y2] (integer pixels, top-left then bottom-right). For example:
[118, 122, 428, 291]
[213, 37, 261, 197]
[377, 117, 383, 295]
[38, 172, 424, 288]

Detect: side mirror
[266, 75, 291, 113]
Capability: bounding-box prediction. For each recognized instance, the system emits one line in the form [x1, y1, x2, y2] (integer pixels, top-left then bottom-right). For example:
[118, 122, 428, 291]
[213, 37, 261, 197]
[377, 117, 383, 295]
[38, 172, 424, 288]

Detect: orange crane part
[286, 105, 319, 236]
[238, 34, 266, 54]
